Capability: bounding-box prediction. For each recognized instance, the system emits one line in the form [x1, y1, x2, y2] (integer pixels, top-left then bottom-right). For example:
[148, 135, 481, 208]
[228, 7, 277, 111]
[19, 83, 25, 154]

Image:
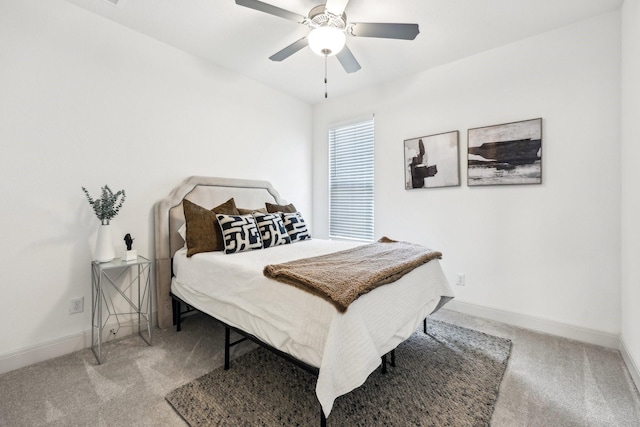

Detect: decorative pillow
[183, 198, 239, 257]
[238, 207, 268, 215]
[216, 214, 263, 254]
[253, 212, 291, 248]
[265, 202, 297, 213]
[281, 212, 311, 242]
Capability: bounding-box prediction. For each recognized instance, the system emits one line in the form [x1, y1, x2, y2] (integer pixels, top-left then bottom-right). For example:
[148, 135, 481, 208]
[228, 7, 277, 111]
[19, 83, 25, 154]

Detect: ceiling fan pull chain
[324, 54, 328, 98]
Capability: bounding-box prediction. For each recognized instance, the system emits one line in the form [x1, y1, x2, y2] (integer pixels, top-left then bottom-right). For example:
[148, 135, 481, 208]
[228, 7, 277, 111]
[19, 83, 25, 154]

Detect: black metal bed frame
[171, 293, 428, 426]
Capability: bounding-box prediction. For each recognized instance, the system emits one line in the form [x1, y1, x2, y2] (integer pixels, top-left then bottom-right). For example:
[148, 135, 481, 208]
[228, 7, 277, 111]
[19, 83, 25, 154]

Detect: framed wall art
[404, 130, 460, 189]
[467, 118, 542, 186]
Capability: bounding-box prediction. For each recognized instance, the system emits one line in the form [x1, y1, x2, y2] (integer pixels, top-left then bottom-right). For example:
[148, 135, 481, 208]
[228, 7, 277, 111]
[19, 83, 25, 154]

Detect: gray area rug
[166, 319, 512, 426]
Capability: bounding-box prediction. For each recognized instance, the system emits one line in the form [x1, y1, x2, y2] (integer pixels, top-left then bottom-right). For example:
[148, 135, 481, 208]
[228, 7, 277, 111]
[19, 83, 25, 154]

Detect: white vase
[95, 223, 115, 262]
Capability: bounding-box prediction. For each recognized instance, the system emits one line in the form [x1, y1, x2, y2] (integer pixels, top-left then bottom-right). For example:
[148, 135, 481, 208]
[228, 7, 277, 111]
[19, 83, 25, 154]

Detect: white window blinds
[329, 118, 375, 242]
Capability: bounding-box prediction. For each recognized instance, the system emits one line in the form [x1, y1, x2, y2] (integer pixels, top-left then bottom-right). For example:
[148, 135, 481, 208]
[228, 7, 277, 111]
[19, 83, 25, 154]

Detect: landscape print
[405, 131, 460, 189]
[468, 118, 542, 186]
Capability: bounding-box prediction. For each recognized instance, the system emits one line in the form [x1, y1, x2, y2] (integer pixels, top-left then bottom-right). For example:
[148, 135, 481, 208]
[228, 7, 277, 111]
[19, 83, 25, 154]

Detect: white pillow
[253, 212, 291, 248]
[215, 214, 263, 254]
[281, 212, 311, 242]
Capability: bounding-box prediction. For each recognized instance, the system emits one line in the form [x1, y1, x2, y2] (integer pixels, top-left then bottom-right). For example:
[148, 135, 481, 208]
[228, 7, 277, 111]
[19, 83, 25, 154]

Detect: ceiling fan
[235, 0, 420, 74]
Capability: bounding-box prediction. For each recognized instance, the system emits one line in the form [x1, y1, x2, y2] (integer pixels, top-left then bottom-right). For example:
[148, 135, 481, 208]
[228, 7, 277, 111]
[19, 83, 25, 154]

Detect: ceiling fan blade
[235, 0, 306, 23]
[336, 45, 361, 73]
[269, 37, 308, 62]
[349, 22, 420, 40]
[324, 0, 350, 16]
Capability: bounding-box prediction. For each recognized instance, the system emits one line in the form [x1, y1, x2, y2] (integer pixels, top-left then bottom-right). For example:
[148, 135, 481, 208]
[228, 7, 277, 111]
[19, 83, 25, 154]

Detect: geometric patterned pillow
[253, 213, 291, 248]
[281, 212, 311, 243]
[215, 214, 263, 254]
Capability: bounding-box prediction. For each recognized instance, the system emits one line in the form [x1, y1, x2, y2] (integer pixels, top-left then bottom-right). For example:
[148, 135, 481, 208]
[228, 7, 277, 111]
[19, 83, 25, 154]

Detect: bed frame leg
[423, 317, 427, 334]
[224, 326, 230, 370]
[172, 298, 182, 332]
[320, 408, 327, 427]
[381, 349, 396, 374]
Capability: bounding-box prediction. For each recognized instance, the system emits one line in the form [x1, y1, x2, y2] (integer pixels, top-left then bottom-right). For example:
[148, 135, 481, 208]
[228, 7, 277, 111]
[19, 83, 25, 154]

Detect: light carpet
[166, 319, 512, 426]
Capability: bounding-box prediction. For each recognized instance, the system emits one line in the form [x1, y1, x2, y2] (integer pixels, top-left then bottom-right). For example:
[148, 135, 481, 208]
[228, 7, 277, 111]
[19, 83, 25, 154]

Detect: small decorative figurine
[122, 233, 137, 261]
[124, 233, 134, 251]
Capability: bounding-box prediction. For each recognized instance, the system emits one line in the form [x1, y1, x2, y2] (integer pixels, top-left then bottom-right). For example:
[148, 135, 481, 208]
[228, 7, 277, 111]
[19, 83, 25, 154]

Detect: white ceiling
[66, 0, 623, 105]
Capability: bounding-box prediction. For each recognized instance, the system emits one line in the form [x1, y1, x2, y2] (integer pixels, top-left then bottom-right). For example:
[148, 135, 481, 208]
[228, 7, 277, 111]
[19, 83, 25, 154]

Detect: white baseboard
[0, 330, 90, 375]
[444, 300, 620, 349]
[619, 337, 640, 393]
[0, 321, 149, 375]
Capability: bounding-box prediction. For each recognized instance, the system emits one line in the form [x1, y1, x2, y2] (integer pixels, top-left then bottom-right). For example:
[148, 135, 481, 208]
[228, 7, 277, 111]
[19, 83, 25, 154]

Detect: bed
[154, 176, 454, 424]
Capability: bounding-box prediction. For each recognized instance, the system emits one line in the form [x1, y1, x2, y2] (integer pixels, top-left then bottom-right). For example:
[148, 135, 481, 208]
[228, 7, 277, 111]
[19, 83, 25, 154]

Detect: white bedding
[171, 239, 454, 416]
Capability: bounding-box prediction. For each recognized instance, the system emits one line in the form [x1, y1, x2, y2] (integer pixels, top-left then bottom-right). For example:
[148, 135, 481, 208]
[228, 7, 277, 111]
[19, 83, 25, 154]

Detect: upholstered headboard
[153, 176, 287, 329]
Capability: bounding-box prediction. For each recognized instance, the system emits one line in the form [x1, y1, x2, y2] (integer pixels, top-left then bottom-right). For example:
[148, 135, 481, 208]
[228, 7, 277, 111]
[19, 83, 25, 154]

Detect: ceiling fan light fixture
[308, 26, 346, 57]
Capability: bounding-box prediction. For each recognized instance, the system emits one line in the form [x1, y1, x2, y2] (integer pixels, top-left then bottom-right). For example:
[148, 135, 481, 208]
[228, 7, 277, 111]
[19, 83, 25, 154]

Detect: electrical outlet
[69, 297, 84, 314]
[456, 273, 466, 286]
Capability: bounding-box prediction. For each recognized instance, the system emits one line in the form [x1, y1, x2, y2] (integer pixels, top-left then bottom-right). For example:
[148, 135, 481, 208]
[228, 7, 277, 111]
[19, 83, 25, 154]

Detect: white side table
[91, 256, 152, 364]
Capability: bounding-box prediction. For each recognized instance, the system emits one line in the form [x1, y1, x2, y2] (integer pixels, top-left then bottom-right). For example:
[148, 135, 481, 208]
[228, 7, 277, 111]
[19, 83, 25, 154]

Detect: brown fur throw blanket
[263, 237, 442, 312]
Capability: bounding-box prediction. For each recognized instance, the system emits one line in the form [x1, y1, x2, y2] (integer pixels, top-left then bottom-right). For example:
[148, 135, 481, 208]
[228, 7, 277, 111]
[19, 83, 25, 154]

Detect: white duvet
[171, 239, 454, 416]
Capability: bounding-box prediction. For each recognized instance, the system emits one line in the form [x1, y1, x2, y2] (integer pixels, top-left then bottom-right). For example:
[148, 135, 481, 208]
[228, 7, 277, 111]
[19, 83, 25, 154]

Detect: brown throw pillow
[183, 198, 239, 257]
[265, 202, 297, 213]
[237, 207, 267, 215]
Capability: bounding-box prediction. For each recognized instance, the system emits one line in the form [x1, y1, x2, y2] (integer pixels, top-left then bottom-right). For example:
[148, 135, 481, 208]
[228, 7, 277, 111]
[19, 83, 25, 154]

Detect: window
[329, 117, 375, 241]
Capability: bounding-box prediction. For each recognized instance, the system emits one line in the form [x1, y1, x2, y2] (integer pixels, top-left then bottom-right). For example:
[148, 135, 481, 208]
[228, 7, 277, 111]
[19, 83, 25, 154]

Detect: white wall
[1, 0, 632, 379]
[621, 0, 640, 385]
[313, 12, 622, 338]
[0, 0, 312, 365]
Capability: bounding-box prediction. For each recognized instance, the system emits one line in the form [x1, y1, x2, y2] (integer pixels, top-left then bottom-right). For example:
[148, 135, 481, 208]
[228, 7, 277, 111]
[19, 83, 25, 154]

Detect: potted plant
[82, 185, 126, 262]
